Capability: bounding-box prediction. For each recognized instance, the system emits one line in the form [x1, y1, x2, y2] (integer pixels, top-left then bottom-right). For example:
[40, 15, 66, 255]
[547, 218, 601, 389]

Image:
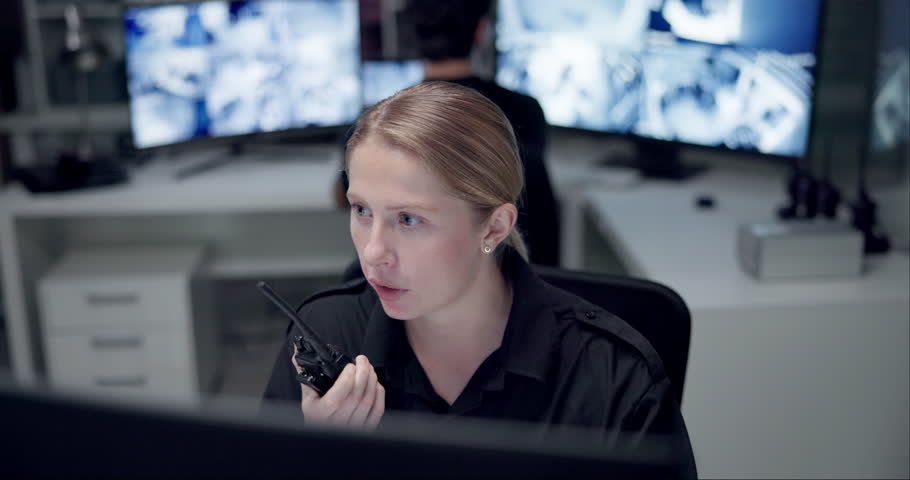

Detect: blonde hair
[345, 81, 528, 260]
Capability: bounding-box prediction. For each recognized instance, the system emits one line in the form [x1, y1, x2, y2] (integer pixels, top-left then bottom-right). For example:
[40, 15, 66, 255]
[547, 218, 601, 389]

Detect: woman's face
[346, 137, 486, 320]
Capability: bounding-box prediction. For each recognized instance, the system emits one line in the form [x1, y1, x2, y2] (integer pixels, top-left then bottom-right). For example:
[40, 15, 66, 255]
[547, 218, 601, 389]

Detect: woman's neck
[423, 59, 474, 81]
[405, 258, 512, 364]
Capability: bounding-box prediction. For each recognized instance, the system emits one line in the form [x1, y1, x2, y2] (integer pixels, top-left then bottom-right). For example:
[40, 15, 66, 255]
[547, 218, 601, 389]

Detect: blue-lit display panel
[870, 0, 909, 153]
[362, 59, 424, 107]
[496, 0, 822, 157]
[125, 0, 360, 149]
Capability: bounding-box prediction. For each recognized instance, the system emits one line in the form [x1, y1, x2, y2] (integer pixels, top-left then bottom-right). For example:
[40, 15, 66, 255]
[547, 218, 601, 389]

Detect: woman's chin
[379, 298, 421, 321]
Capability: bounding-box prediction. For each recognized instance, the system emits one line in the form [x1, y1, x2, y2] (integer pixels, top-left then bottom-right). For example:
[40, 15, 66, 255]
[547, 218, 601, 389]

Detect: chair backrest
[533, 265, 691, 406]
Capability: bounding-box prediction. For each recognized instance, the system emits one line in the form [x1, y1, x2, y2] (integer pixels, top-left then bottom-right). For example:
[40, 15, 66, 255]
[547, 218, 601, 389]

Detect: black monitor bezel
[2, 381, 690, 479]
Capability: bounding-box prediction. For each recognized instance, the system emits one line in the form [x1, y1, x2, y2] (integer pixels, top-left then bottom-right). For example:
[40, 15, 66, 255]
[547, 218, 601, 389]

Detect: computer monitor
[124, 0, 361, 150]
[495, 0, 824, 179]
[361, 59, 424, 107]
[2, 382, 691, 478]
[869, 0, 909, 158]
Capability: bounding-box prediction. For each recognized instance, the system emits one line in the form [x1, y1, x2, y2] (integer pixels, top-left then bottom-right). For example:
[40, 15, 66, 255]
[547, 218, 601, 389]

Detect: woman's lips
[368, 278, 408, 301]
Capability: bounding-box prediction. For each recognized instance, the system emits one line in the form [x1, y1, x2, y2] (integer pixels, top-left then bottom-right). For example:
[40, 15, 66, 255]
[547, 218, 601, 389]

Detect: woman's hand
[291, 347, 385, 430]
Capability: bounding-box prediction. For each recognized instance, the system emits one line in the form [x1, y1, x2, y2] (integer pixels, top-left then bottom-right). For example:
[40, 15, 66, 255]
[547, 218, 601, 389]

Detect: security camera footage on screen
[870, 0, 910, 154]
[124, 0, 360, 149]
[496, 0, 823, 157]
[361, 60, 424, 108]
[871, 52, 910, 153]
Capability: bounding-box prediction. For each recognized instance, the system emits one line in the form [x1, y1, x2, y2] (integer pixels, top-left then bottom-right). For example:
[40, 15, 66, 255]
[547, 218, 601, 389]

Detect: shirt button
[585, 310, 596, 319]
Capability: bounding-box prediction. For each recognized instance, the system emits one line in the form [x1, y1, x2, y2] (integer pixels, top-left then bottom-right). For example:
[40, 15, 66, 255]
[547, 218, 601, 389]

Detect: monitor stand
[598, 141, 708, 181]
[173, 142, 246, 181]
[169, 131, 346, 181]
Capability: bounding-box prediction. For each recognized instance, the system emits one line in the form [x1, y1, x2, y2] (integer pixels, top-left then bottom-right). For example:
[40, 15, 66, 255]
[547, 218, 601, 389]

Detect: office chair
[533, 265, 691, 407]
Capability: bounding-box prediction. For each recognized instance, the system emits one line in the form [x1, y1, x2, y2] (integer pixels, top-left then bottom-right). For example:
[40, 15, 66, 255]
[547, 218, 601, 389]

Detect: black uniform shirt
[262, 248, 695, 475]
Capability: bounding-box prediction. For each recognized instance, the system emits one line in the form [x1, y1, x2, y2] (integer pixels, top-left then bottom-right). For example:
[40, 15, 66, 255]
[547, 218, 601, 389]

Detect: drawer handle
[94, 375, 147, 387]
[90, 336, 143, 350]
[85, 292, 140, 307]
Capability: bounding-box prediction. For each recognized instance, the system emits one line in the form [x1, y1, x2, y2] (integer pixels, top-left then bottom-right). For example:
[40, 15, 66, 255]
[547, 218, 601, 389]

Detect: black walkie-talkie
[257, 281, 354, 396]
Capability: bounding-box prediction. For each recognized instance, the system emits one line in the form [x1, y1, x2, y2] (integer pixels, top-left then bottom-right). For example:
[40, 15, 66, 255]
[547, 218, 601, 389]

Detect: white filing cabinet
[37, 245, 218, 405]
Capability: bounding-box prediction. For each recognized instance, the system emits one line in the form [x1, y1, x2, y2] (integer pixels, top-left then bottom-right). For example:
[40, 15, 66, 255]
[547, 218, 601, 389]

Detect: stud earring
[483, 245, 492, 254]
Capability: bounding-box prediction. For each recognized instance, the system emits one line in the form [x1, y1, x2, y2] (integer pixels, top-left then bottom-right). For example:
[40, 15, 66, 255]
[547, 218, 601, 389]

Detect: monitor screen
[495, 0, 823, 158]
[125, 0, 361, 149]
[361, 59, 424, 107]
[2, 381, 689, 478]
[870, 0, 909, 154]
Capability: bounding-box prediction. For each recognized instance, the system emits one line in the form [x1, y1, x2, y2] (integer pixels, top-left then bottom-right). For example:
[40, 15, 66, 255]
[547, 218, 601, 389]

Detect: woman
[263, 82, 694, 468]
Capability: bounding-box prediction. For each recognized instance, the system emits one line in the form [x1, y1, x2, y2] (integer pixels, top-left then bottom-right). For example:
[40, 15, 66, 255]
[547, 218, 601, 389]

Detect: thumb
[300, 383, 320, 408]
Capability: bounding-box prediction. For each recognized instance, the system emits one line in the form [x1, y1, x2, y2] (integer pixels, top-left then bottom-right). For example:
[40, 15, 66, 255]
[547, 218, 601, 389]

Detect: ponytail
[500, 227, 529, 261]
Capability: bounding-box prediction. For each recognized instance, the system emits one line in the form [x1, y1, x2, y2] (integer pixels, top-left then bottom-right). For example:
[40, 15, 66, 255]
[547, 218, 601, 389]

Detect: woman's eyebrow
[386, 202, 437, 212]
[346, 192, 437, 213]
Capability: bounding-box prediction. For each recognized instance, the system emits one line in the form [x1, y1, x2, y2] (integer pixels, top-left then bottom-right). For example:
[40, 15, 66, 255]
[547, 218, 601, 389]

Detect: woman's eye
[399, 213, 422, 227]
[352, 204, 372, 217]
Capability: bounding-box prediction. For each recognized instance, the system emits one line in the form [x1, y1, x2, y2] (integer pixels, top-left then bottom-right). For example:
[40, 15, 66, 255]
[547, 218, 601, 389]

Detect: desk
[1, 145, 353, 383]
[573, 157, 910, 478]
[0, 135, 624, 384]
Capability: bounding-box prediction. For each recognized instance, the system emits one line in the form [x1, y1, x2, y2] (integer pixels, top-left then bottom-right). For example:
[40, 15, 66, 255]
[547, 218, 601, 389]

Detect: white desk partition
[574, 157, 910, 478]
[0, 146, 352, 384]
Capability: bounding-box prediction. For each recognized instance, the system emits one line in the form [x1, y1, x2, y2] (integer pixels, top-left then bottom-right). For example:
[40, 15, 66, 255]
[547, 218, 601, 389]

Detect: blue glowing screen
[125, 0, 360, 148]
[496, 0, 823, 157]
[361, 59, 424, 107]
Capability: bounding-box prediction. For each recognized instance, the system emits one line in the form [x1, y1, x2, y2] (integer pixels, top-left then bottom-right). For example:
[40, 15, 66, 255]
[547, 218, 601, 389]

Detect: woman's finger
[320, 363, 355, 417]
[330, 356, 369, 424]
[299, 383, 321, 413]
[351, 356, 371, 404]
[348, 364, 378, 426]
[290, 344, 303, 374]
[364, 382, 385, 431]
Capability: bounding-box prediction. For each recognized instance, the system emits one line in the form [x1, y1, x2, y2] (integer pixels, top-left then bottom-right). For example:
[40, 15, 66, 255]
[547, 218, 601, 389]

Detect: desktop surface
[580, 158, 910, 311]
[569, 153, 910, 478]
[0, 145, 343, 216]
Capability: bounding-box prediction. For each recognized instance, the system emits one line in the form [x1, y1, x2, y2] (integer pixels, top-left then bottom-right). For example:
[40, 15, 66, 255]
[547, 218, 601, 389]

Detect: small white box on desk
[737, 221, 864, 280]
[37, 244, 217, 405]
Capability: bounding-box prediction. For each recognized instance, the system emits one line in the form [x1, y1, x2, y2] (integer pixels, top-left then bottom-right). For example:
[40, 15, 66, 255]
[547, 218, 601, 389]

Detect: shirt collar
[498, 246, 559, 382]
[360, 246, 559, 383]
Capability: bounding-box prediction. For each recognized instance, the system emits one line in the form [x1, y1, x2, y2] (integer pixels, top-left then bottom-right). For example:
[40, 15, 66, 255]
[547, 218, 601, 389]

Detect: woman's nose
[362, 222, 395, 267]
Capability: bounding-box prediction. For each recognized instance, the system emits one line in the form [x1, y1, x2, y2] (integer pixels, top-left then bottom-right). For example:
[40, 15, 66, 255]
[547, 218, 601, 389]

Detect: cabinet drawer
[39, 277, 192, 330]
[45, 331, 195, 400]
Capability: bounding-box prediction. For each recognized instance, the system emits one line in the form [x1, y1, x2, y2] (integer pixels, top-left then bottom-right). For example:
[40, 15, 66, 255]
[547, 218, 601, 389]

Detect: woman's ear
[482, 203, 518, 249]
